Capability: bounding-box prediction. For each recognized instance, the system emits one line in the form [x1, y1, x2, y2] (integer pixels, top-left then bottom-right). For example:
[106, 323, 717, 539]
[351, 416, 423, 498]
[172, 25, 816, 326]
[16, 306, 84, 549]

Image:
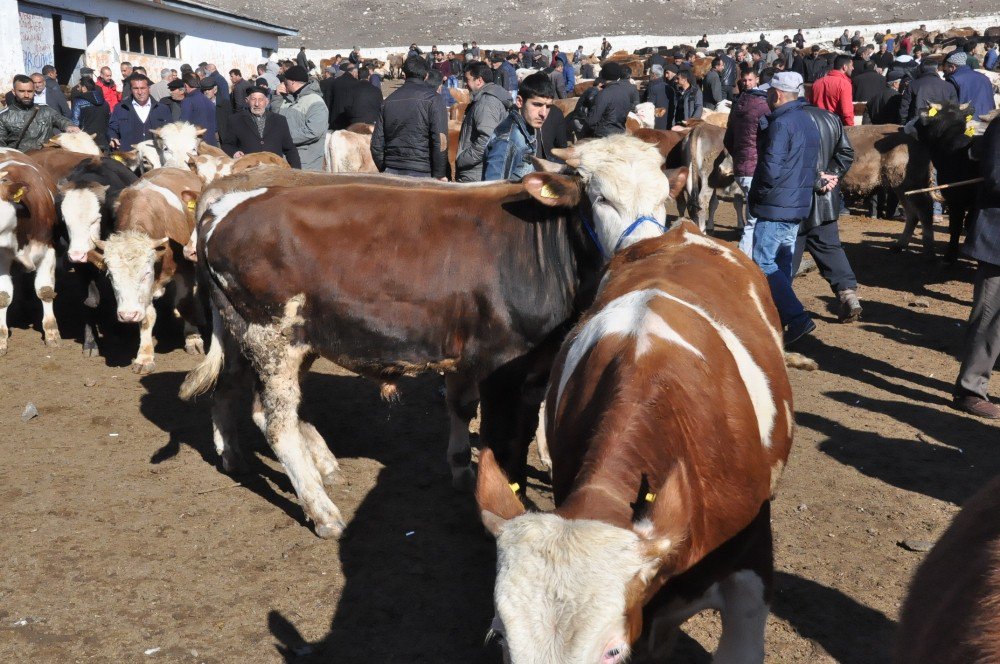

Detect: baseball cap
[769, 71, 803, 93]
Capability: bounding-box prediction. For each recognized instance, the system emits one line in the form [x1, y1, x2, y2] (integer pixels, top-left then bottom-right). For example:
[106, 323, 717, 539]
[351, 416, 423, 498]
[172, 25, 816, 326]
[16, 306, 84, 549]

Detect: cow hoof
[44, 331, 61, 347]
[315, 519, 346, 539]
[0, 346, 6, 357]
[221, 456, 250, 476]
[451, 467, 477, 493]
[322, 469, 343, 488]
[131, 359, 156, 374]
[82, 345, 100, 358]
[185, 337, 205, 355]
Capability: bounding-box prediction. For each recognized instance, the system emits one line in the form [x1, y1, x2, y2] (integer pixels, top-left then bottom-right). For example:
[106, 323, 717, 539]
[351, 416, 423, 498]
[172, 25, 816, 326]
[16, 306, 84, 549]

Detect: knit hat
[770, 71, 804, 93]
[946, 51, 968, 65]
[599, 61, 624, 81]
[886, 69, 906, 83]
[664, 63, 679, 74]
[246, 85, 270, 97]
[283, 65, 309, 82]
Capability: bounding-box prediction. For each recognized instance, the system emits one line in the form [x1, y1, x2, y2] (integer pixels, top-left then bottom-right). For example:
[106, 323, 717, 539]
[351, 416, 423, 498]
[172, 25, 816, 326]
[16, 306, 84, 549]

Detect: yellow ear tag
[927, 107, 938, 117]
[965, 125, 975, 137]
[644, 492, 657, 503]
[112, 154, 125, 164]
[186, 199, 197, 211]
[539, 183, 558, 199]
[509, 482, 520, 494]
[11, 187, 24, 204]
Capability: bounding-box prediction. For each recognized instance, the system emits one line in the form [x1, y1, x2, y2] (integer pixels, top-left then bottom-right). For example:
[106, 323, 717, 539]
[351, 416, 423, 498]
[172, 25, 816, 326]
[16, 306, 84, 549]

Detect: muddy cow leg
[445, 372, 479, 492]
[173, 266, 205, 355]
[211, 330, 253, 475]
[294, 355, 341, 489]
[131, 304, 158, 374]
[0, 250, 13, 355]
[81, 269, 101, 357]
[33, 244, 60, 346]
[706, 190, 720, 234]
[479, 366, 546, 491]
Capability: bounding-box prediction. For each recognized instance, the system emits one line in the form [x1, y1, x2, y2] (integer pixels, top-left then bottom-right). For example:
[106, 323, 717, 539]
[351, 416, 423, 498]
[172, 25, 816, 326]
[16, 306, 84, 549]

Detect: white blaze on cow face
[490, 514, 662, 664]
[102, 230, 168, 322]
[61, 187, 106, 263]
[152, 122, 205, 169]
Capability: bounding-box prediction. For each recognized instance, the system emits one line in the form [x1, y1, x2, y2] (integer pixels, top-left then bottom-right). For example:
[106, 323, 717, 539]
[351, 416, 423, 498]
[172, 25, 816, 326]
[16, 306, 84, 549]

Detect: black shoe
[783, 317, 816, 347]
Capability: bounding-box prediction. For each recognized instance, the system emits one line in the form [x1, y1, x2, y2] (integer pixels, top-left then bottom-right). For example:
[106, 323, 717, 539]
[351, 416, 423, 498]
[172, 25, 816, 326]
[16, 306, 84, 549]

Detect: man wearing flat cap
[222, 86, 300, 168]
[864, 69, 904, 125]
[943, 50, 997, 117]
[199, 77, 232, 146]
[269, 65, 326, 170]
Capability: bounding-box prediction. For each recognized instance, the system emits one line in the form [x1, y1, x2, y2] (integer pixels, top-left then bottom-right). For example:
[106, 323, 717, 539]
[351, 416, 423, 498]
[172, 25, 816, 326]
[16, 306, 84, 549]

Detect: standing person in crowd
[601, 38, 612, 59]
[108, 75, 171, 151]
[748, 71, 821, 346]
[645, 65, 676, 130]
[230, 69, 252, 112]
[200, 63, 230, 108]
[456, 61, 511, 182]
[793, 29, 806, 49]
[150, 68, 172, 102]
[724, 65, 770, 255]
[944, 51, 997, 116]
[900, 61, 957, 123]
[671, 70, 703, 128]
[346, 67, 384, 126]
[586, 62, 638, 137]
[160, 79, 186, 120]
[370, 56, 448, 179]
[470, 41, 481, 59]
[702, 57, 726, 110]
[953, 116, 1000, 418]
[872, 42, 894, 71]
[864, 70, 904, 125]
[573, 45, 584, 64]
[269, 65, 326, 171]
[328, 62, 362, 130]
[548, 59, 567, 99]
[0, 75, 80, 150]
[426, 70, 454, 117]
[179, 72, 218, 145]
[71, 77, 110, 150]
[297, 46, 310, 69]
[570, 79, 602, 138]
[500, 53, 519, 101]
[199, 78, 230, 146]
[39, 65, 71, 118]
[811, 54, 855, 125]
[797, 102, 862, 323]
[837, 30, 851, 49]
[223, 85, 300, 168]
[803, 45, 827, 82]
[852, 61, 885, 104]
[483, 72, 555, 182]
[984, 42, 998, 71]
[120, 61, 133, 82]
[697, 34, 709, 48]
[259, 57, 281, 89]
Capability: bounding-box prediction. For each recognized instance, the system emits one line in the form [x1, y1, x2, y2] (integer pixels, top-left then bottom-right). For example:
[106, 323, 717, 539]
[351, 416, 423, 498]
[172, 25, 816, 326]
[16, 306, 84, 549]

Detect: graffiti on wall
[20, 10, 55, 73]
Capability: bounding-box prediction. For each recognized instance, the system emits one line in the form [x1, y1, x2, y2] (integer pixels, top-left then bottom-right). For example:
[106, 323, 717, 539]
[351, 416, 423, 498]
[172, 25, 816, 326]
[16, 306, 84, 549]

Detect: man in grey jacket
[269, 66, 327, 170]
[41, 65, 71, 119]
[456, 62, 512, 182]
[0, 74, 80, 150]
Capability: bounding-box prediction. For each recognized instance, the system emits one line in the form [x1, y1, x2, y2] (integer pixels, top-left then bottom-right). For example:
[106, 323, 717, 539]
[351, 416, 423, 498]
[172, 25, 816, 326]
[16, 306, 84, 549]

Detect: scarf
[251, 111, 267, 138]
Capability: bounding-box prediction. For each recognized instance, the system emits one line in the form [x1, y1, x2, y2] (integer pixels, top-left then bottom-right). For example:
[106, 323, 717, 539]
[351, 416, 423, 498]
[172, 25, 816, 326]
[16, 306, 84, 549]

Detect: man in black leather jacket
[794, 104, 862, 322]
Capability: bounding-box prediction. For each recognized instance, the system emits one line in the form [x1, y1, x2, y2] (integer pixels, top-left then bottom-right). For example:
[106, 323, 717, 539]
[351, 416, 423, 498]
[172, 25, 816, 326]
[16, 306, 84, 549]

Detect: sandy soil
[206, 0, 1000, 49]
[1, 207, 998, 662]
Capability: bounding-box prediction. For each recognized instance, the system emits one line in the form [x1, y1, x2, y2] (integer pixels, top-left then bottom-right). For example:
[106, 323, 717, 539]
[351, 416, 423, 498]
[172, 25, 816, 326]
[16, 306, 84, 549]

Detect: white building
[1, 0, 296, 87]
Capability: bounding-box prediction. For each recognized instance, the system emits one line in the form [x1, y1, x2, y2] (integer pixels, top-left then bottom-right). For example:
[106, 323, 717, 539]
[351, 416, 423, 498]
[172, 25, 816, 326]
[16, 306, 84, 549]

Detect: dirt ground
[1, 205, 998, 663]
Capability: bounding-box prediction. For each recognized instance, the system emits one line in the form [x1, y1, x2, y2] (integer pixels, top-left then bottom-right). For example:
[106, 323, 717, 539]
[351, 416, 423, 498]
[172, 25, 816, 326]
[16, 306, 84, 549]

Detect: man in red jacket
[810, 55, 854, 125]
[95, 66, 122, 107]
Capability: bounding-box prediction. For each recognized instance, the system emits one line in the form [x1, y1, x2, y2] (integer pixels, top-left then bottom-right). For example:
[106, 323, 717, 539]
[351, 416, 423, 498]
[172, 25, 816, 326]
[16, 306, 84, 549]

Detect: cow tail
[683, 133, 697, 209]
[179, 302, 225, 400]
[784, 352, 818, 371]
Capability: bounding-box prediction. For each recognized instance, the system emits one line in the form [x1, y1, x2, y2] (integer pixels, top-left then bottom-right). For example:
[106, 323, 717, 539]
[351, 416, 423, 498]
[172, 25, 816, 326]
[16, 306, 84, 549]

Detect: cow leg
[33, 245, 60, 346]
[258, 343, 344, 538]
[733, 190, 746, 230]
[0, 250, 12, 356]
[944, 205, 969, 265]
[534, 401, 552, 474]
[895, 190, 934, 255]
[131, 304, 158, 374]
[296, 354, 341, 488]
[82, 272, 101, 358]
[173, 266, 205, 355]
[713, 570, 769, 664]
[445, 373, 478, 492]
[706, 190, 720, 234]
[211, 332, 252, 475]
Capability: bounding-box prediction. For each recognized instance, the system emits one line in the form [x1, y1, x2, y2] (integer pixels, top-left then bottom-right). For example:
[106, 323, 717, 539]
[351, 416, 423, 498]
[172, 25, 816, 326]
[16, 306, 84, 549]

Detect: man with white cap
[748, 71, 821, 346]
[943, 51, 997, 117]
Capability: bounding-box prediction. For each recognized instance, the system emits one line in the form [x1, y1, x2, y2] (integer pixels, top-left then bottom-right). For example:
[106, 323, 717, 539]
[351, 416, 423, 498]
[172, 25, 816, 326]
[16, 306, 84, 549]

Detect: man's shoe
[838, 289, 862, 323]
[783, 317, 816, 347]
[953, 395, 1000, 420]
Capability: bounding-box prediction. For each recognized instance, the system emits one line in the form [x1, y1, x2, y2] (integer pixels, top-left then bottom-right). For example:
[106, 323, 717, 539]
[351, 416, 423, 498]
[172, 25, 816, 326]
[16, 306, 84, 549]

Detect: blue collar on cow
[580, 207, 665, 261]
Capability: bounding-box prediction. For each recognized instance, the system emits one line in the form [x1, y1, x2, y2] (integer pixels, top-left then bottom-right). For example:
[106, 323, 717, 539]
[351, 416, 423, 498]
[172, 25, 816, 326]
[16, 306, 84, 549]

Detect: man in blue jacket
[943, 51, 997, 117]
[483, 73, 555, 182]
[179, 73, 218, 146]
[748, 71, 821, 346]
[108, 75, 172, 151]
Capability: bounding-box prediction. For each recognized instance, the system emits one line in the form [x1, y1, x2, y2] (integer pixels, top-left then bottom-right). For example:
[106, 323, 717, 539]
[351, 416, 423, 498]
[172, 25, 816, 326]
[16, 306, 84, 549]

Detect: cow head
[98, 230, 169, 322]
[524, 135, 680, 261]
[915, 101, 977, 148]
[188, 154, 234, 184]
[44, 132, 101, 156]
[59, 181, 109, 263]
[476, 449, 688, 664]
[150, 122, 206, 169]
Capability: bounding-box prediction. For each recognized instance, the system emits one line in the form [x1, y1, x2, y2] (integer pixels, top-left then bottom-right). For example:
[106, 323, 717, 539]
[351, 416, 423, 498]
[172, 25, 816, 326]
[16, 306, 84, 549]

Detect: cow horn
[151, 237, 170, 250]
[550, 147, 580, 168]
[531, 157, 570, 174]
[93, 239, 106, 251]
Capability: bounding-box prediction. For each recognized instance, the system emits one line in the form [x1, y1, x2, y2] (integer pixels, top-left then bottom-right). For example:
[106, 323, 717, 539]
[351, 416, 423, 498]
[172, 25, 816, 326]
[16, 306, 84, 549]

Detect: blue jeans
[736, 176, 756, 256]
[753, 220, 808, 328]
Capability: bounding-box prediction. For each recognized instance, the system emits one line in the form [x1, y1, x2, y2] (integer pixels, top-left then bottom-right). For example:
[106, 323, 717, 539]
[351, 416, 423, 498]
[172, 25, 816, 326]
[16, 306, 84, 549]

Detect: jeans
[753, 220, 808, 328]
[736, 176, 755, 256]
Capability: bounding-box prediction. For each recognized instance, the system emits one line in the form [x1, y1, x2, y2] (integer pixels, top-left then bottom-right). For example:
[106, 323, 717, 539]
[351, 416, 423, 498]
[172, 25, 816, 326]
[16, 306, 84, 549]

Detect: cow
[894, 474, 1000, 663]
[24, 147, 94, 184]
[178, 135, 683, 538]
[386, 53, 405, 79]
[0, 149, 60, 354]
[98, 168, 203, 372]
[324, 129, 378, 174]
[146, 122, 209, 169]
[231, 152, 291, 173]
[189, 154, 234, 184]
[476, 220, 794, 664]
[840, 125, 935, 254]
[683, 122, 741, 233]
[42, 132, 102, 155]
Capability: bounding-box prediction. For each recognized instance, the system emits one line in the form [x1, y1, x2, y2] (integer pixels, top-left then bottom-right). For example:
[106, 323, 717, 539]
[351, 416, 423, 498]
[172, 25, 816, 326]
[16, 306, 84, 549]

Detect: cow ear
[550, 146, 581, 168]
[150, 236, 170, 252]
[180, 190, 199, 213]
[665, 166, 688, 201]
[522, 172, 581, 208]
[195, 127, 208, 137]
[89, 133, 97, 140]
[93, 184, 110, 202]
[476, 448, 526, 537]
[149, 128, 163, 137]
[632, 461, 690, 582]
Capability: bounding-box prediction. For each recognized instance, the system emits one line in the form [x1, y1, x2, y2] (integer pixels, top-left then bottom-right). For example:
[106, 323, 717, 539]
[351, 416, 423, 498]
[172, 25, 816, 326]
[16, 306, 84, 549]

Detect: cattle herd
[2, 21, 1000, 663]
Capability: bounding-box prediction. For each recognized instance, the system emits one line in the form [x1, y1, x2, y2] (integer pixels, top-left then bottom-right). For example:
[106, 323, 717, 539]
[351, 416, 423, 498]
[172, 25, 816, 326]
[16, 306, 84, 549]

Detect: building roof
[124, 0, 298, 37]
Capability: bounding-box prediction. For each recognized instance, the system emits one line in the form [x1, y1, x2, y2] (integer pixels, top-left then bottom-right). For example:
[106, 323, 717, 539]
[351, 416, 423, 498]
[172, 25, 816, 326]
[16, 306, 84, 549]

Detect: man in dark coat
[328, 62, 364, 130]
[645, 65, 676, 131]
[108, 75, 172, 151]
[370, 56, 448, 178]
[852, 61, 886, 103]
[748, 71, 821, 346]
[900, 62, 957, 124]
[222, 86, 300, 168]
[864, 70, 903, 124]
[349, 68, 385, 125]
[724, 66, 770, 254]
[40, 65, 71, 119]
[71, 77, 110, 151]
[159, 79, 186, 121]
[586, 62, 638, 137]
[702, 57, 726, 110]
[179, 73, 218, 145]
[230, 69, 252, 112]
[200, 77, 231, 147]
[201, 63, 230, 108]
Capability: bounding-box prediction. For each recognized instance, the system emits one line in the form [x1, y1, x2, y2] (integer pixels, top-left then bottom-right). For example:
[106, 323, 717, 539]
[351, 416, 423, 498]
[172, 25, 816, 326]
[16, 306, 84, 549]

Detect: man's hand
[66, 126, 81, 134]
[820, 172, 839, 193]
[438, 177, 448, 182]
[109, 138, 120, 149]
[233, 151, 245, 159]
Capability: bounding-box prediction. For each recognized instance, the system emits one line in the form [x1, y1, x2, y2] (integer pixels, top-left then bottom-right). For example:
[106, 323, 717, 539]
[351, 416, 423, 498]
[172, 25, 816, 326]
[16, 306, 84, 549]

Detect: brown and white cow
[895, 474, 1000, 664]
[146, 122, 209, 169]
[0, 149, 61, 353]
[477, 221, 794, 663]
[24, 147, 94, 184]
[231, 152, 291, 173]
[99, 167, 203, 372]
[180, 136, 682, 538]
[684, 122, 741, 233]
[324, 128, 378, 174]
[189, 154, 234, 184]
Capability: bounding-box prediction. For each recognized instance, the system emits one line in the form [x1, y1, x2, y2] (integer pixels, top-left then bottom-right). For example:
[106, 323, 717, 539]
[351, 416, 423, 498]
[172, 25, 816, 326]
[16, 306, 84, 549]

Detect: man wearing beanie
[586, 62, 639, 137]
[943, 50, 997, 117]
[270, 65, 326, 170]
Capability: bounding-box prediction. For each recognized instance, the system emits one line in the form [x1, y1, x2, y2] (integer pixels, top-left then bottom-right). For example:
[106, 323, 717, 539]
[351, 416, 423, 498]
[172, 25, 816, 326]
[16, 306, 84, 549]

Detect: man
[71, 76, 109, 150]
[722, 47, 739, 100]
[470, 41, 481, 60]
[344, 67, 383, 126]
[0, 74, 80, 150]
[645, 65, 676, 131]
[810, 54, 855, 125]
[748, 71, 820, 346]
[647, 47, 668, 74]
[601, 38, 612, 60]
[724, 66, 770, 255]
[179, 73, 218, 145]
[803, 45, 826, 83]
[150, 68, 172, 103]
[456, 62, 512, 182]
[837, 30, 851, 50]
[671, 70, 703, 128]
[586, 62, 638, 137]
[160, 79, 186, 120]
[370, 56, 448, 179]
[985, 42, 998, 72]
[573, 45, 584, 64]
[900, 61, 957, 124]
[852, 60, 886, 104]
[697, 34, 710, 48]
[793, 29, 806, 49]
[500, 53, 519, 101]
[483, 72, 555, 182]
[944, 51, 997, 117]
[200, 78, 230, 146]
[571, 79, 602, 139]
[259, 58, 281, 90]
[862, 69, 904, 126]
[702, 57, 726, 110]
[328, 62, 363, 130]
[120, 61, 133, 81]
[107, 75, 171, 151]
[953, 117, 1000, 418]
[797, 102, 862, 323]
[229, 69, 252, 112]
[268, 65, 326, 171]
[203, 63, 231, 108]
[39, 65, 71, 119]
[297, 46, 310, 69]
[548, 59, 568, 99]
[222, 85, 300, 168]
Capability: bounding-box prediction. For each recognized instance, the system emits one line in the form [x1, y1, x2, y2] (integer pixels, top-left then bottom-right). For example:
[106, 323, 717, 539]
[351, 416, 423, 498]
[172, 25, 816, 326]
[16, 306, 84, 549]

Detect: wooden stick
[905, 178, 984, 196]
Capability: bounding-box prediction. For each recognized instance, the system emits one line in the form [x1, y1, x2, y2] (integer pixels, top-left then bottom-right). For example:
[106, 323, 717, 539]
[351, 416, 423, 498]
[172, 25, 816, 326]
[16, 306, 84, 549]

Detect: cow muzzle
[68, 250, 89, 264]
[117, 309, 145, 323]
